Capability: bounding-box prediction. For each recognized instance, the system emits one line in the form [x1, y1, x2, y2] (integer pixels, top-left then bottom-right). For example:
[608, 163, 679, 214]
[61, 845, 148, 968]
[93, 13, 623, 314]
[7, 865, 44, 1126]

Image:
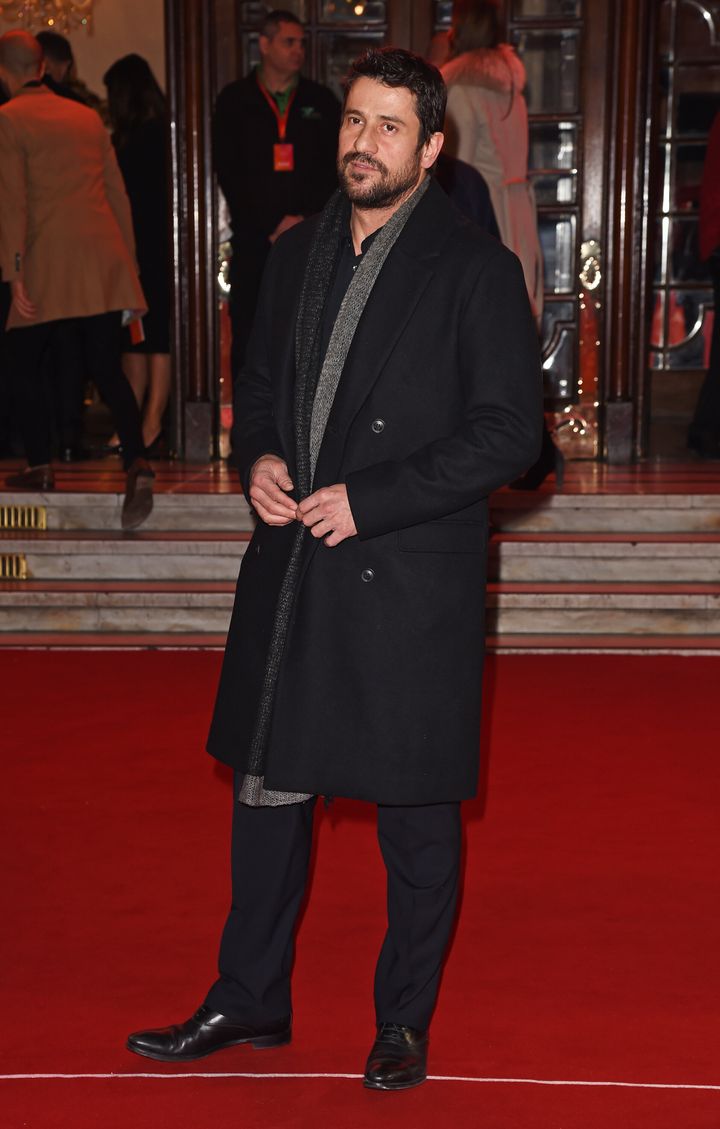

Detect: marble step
[490, 533, 720, 582]
[0, 531, 250, 580]
[3, 529, 720, 584]
[3, 486, 720, 534]
[0, 583, 234, 633]
[487, 582, 720, 637]
[490, 491, 720, 533]
[0, 490, 254, 532]
[3, 579, 720, 637]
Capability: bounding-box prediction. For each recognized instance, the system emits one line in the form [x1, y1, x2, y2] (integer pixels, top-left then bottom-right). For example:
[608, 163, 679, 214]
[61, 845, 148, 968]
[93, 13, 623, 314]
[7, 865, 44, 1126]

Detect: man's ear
[421, 131, 444, 170]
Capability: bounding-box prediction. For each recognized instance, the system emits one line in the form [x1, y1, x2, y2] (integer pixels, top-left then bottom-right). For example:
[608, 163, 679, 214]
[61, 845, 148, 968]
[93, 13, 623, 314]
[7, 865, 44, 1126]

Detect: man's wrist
[251, 452, 283, 473]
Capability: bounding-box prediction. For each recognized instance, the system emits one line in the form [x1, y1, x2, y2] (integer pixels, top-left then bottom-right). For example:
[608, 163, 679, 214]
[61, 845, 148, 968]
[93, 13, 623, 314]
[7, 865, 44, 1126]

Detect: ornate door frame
[165, 0, 218, 461]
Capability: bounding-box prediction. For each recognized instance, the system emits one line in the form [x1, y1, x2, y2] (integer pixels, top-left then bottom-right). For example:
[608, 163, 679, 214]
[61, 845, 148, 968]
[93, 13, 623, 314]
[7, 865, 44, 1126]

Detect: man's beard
[337, 149, 422, 209]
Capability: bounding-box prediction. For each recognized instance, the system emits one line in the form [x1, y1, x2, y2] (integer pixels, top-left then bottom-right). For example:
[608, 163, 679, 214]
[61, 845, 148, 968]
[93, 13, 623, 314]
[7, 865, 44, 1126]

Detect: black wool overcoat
[207, 180, 542, 804]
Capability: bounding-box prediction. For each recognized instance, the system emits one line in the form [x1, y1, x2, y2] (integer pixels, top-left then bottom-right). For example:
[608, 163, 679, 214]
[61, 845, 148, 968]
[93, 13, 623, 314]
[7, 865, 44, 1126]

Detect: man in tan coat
[0, 31, 154, 528]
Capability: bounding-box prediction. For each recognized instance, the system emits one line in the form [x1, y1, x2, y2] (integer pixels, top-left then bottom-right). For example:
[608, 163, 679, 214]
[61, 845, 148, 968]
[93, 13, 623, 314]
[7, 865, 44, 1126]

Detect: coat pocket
[397, 521, 487, 554]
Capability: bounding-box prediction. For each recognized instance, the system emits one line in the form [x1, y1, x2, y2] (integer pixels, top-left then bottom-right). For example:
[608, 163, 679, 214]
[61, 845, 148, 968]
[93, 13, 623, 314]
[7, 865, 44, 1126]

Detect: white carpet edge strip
[1, 1073, 719, 1090]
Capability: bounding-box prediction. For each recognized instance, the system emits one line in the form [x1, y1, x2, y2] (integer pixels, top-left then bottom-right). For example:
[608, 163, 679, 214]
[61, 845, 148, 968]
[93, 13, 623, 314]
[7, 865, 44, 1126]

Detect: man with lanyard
[213, 9, 340, 385]
[128, 47, 541, 1091]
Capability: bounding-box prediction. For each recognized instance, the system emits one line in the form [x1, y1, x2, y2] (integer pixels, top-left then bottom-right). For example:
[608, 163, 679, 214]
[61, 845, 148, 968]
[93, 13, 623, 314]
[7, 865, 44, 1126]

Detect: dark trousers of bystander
[46, 319, 87, 455]
[5, 311, 146, 471]
[205, 785, 462, 1032]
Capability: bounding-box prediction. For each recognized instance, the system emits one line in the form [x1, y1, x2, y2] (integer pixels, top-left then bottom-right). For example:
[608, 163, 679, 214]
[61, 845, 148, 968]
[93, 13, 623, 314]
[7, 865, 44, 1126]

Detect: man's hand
[297, 484, 357, 547]
[11, 280, 36, 320]
[268, 214, 303, 244]
[248, 455, 297, 526]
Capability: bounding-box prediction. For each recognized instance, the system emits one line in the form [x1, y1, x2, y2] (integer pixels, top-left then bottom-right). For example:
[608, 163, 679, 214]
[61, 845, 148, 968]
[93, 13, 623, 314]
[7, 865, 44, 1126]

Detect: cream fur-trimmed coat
[442, 45, 544, 320]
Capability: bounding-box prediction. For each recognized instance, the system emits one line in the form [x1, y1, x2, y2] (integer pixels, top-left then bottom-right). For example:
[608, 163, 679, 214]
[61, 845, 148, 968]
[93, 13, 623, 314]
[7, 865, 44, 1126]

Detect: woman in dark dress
[103, 55, 171, 454]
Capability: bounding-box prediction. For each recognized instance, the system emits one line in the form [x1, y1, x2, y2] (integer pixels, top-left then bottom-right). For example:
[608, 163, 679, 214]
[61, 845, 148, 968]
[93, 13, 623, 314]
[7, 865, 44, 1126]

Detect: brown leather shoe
[5, 465, 55, 491]
[363, 1022, 429, 1091]
[121, 458, 154, 530]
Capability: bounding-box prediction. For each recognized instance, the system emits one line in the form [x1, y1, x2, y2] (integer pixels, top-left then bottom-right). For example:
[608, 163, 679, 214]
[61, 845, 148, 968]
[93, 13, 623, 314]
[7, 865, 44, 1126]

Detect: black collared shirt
[319, 227, 381, 365]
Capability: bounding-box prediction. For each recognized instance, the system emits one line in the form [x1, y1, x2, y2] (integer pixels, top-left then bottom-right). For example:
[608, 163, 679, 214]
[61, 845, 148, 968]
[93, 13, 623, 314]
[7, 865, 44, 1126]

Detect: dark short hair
[259, 9, 303, 39]
[36, 30, 74, 65]
[343, 47, 446, 147]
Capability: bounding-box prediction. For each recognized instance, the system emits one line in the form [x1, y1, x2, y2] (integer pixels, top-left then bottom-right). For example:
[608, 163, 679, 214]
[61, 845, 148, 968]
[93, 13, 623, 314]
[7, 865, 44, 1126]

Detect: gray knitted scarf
[239, 177, 430, 807]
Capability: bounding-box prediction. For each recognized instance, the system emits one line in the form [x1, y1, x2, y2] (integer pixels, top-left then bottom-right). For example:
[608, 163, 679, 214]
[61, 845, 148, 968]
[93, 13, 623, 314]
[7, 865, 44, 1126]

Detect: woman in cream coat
[441, 1, 544, 322]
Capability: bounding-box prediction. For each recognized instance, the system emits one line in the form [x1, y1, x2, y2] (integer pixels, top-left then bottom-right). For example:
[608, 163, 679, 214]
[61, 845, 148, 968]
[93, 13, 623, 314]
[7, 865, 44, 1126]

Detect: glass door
[435, 0, 611, 460]
[647, 0, 720, 456]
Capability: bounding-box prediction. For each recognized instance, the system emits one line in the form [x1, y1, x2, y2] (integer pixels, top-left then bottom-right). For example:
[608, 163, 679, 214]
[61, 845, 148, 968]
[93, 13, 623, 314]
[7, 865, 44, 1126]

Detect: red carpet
[1, 651, 719, 1128]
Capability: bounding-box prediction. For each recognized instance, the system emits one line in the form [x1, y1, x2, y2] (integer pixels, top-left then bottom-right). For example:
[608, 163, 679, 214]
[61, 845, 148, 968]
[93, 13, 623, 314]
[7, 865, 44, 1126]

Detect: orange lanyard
[257, 78, 297, 142]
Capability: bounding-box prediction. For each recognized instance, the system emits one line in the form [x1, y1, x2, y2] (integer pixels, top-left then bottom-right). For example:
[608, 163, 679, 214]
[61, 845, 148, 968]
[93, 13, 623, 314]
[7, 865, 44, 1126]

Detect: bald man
[0, 31, 154, 528]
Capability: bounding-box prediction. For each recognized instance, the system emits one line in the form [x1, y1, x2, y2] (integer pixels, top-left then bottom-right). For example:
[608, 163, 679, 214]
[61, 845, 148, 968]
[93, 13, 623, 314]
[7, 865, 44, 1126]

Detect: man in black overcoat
[129, 47, 542, 1091]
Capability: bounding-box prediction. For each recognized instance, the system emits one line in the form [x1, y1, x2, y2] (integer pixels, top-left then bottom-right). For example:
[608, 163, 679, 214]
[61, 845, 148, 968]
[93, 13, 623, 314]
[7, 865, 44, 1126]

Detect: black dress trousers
[205, 780, 461, 1031]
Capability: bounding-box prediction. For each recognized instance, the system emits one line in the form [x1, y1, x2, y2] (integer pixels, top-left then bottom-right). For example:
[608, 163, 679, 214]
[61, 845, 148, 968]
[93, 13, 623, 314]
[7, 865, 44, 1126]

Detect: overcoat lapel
[273, 298, 302, 479]
[313, 181, 457, 489]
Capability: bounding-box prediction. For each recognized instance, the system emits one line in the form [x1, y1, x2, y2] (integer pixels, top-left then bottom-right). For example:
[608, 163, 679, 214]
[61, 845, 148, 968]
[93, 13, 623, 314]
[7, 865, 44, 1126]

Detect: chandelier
[0, 1, 94, 35]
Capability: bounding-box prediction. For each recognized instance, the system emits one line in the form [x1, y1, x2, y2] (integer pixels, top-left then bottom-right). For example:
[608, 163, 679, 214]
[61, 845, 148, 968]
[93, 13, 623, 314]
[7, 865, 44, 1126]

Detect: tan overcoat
[442, 45, 544, 321]
[0, 84, 145, 330]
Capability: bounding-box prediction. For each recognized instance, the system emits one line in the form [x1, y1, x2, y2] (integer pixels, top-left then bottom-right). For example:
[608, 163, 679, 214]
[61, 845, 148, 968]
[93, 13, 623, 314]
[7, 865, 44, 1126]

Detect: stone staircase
[1, 486, 720, 650]
[488, 491, 720, 649]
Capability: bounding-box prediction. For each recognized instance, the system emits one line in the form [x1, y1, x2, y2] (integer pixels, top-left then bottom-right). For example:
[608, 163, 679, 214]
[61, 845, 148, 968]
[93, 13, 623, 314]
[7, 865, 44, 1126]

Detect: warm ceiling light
[0, 0, 95, 34]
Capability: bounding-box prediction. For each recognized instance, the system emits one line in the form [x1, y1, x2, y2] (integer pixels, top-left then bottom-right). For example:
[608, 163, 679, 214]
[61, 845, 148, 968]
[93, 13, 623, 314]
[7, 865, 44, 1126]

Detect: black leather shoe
[126, 1005, 292, 1062]
[363, 1022, 428, 1091]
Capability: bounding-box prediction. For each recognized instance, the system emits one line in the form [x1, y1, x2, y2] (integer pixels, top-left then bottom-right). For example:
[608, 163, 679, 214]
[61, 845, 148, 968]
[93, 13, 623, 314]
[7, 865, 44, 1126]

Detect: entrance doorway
[169, 0, 644, 463]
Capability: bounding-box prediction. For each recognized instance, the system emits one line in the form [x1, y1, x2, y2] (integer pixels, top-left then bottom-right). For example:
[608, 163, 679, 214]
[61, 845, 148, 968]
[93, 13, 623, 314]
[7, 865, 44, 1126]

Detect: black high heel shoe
[510, 424, 565, 490]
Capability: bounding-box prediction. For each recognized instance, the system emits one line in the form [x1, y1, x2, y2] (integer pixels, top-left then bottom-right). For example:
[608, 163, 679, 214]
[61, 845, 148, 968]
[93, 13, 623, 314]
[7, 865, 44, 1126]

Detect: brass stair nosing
[0, 504, 47, 532]
[0, 554, 28, 580]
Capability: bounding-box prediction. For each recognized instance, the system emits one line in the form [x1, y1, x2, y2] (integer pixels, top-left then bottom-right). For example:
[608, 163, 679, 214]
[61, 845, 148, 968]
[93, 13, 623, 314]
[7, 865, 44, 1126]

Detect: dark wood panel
[165, 0, 218, 460]
[602, 0, 655, 462]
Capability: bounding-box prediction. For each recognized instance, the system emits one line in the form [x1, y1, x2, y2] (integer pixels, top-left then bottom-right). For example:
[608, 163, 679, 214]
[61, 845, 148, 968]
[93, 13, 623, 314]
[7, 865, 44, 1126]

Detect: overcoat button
[256, 544, 261, 555]
[361, 568, 375, 583]
[371, 418, 385, 434]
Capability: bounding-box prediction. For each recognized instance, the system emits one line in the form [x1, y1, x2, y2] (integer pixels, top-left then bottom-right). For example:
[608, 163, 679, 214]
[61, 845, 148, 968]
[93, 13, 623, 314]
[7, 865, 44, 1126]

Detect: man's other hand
[11, 280, 36, 320]
[297, 484, 357, 547]
[249, 455, 297, 525]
